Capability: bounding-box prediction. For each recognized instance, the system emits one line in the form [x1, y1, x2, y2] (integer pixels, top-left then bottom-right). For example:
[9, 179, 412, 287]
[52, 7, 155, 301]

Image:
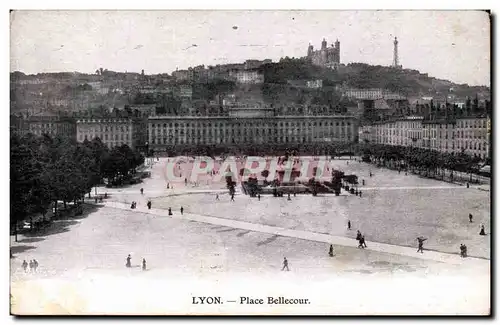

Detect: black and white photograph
[9, 9, 491, 315]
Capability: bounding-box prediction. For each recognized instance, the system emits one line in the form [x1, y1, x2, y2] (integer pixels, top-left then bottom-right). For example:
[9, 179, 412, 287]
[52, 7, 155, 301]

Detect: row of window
[151, 135, 354, 145]
[79, 134, 131, 141]
[150, 121, 353, 128]
[79, 125, 130, 133]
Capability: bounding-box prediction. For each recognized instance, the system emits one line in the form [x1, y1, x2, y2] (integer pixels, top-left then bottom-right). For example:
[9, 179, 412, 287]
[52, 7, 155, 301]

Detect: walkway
[90, 201, 489, 267]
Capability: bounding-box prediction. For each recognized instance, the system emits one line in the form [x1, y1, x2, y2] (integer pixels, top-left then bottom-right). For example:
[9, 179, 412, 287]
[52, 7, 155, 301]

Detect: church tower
[335, 38, 340, 64]
[307, 43, 314, 57]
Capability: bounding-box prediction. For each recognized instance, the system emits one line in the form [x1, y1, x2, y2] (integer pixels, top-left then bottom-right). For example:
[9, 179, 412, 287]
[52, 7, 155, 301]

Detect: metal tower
[392, 37, 401, 68]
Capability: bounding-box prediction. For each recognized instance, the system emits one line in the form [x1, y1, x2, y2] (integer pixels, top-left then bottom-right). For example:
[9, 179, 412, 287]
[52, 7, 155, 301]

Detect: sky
[10, 10, 490, 86]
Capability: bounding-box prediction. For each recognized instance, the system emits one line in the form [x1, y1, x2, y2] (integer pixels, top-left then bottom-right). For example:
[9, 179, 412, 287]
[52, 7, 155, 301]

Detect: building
[229, 69, 264, 84]
[148, 109, 358, 152]
[307, 38, 340, 70]
[177, 85, 193, 99]
[172, 69, 194, 81]
[23, 114, 77, 140]
[76, 117, 147, 150]
[361, 116, 423, 147]
[306, 80, 323, 89]
[362, 114, 489, 159]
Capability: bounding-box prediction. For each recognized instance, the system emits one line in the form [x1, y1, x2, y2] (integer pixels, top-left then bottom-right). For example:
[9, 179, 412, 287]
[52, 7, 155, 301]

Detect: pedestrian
[22, 260, 28, 272]
[287, 193, 291, 201]
[147, 200, 152, 210]
[361, 236, 367, 248]
[95, 197, 98, 203]
[142, 258, 147, 271]
[359, 191, 362, 198]
[417, 237, 427, 253]
[216, 194, 220, 201]
[126, 254, 131, 268]
[33, 259, 38, 272]
[281, 257, 290, 271]
[347, 220, 351, 230]
[140, 188, 144, 195]
[479, 224, 486, 236]
[167, 183, 170, 189]
[460, 244, 466, 258]
[231, 194, 235, 202]
[328, 244, 334, 257]
[362, 179, 365, 186]
[463, 244, 468, 258]
[466, 182, 470, 188]
[180, 207, 184, 215]
[29, 260, 34, 272]
[469, 213, 473, 223]
[168, 207, 173, 216]
[356, 230, 362, 241]
[258, 194, 261, 201]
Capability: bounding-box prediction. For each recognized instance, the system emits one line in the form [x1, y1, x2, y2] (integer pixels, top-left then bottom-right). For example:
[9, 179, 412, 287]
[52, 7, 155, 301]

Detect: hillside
[259, 59, 490, 100]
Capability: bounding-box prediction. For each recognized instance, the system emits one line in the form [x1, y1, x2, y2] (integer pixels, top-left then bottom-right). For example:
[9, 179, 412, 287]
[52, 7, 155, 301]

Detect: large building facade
[148, 112, 358, 152]
[76, 117, 147, 150]
[13, 114, 77, 141]
[307, 38, 340, 70]
[360, 115, 489, 159]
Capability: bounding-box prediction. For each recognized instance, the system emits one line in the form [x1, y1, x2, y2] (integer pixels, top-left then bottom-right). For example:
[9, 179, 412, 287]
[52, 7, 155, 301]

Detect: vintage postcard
[9, 10, 491, 315]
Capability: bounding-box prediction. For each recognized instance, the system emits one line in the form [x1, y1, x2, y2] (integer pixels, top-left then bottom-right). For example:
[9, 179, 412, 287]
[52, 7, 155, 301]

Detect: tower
[392, 37, 401, 69]
[335, 38, 340, 64]
[307, 43, 314, 57]
[321, 38, 327, 50]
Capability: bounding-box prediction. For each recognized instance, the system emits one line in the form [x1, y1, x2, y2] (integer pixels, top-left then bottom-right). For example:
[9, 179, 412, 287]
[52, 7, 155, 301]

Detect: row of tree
[10, 134, 144, 241]
[360, 143, 483, 177]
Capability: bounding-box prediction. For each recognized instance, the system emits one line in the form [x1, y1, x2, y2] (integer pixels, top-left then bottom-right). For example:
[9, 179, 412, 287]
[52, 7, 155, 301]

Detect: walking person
[33, 259, 38, 272]
[356, 230, 362, 241]
[479, 224, 486, 236]
[417, 237, 427, 253]
[22, 260, 28, 273]
[281, 257, 290, 271]
[469, 213, 473, 223]
[258, 194, 261, 201]
[142, 258, 147, 271]
[147, 200, 152, 210]
[231, 194, 235, 202]
[126, 254, 132, 268]
[347, 220, 351, 230]
[328, 244, 334, 257]
[140, 188, 144, 195]
[216, 194, 220, 201]
[358, 236, 367, 248]
[180, 207, 184, 215]
[29, 260, 34, 273]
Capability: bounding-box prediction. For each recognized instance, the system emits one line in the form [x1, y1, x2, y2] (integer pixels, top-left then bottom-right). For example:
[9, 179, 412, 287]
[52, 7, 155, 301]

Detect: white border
[3, 1, 497, 324]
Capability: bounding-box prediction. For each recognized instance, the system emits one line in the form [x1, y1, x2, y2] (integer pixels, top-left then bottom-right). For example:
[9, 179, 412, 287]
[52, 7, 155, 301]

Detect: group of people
[356, 230, 368, 249]
[126, 254, 147, 271]
[21, 259, 39, 273]
[459, 244, 468, 258]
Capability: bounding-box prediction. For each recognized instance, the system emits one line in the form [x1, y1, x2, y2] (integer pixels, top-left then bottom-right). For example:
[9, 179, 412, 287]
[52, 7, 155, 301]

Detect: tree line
[10, 134, 144, 241]
[360, 143, 484, 178]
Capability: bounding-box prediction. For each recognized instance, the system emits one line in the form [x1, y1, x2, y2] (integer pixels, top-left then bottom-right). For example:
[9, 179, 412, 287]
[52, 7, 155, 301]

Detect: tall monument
[392, 37, 402, 69]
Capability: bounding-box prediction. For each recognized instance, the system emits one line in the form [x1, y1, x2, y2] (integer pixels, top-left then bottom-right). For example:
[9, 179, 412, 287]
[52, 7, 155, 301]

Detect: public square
[10, 157, 491, 315]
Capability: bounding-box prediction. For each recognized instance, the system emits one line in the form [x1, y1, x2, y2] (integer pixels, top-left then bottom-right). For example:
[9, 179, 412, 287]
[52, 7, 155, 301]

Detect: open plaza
[10, 156, 490, 315]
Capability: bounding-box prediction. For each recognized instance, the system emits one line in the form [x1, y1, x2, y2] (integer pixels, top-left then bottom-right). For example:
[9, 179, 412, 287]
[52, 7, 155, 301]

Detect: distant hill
[259, 59, 490, 100]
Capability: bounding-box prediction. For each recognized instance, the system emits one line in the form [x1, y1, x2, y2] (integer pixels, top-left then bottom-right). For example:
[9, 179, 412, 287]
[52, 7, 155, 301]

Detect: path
[91, 201, 488, 267]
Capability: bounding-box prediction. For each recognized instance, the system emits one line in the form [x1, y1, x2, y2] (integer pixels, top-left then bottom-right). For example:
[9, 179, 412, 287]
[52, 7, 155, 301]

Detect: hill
[259, 59, 490, 100]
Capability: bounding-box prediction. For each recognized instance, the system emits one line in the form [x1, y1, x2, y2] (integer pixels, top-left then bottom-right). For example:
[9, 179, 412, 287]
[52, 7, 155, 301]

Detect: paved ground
[10, 157, 491, 315]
